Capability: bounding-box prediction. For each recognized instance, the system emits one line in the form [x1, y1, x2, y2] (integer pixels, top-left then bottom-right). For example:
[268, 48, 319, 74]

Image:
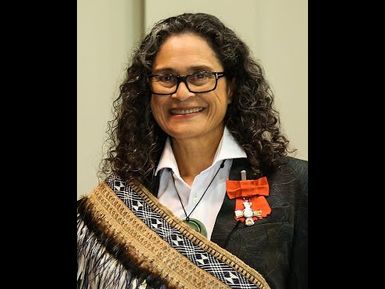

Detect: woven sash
[81, 177, 271, 289]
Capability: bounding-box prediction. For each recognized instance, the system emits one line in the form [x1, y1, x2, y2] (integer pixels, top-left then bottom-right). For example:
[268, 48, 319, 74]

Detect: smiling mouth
[170, 107, 205, 115]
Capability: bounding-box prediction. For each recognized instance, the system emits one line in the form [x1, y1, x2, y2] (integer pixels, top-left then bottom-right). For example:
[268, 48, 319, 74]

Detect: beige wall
[77, 0, 307, 198]
[77, 0, 142, 199]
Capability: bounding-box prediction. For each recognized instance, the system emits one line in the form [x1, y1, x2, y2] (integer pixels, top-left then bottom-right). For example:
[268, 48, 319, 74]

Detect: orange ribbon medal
[226, 170, 271, 225]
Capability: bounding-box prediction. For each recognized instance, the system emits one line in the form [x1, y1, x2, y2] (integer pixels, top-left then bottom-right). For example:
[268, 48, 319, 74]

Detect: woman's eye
[194, 72, 208, 79]
[159, 75, 175, 82]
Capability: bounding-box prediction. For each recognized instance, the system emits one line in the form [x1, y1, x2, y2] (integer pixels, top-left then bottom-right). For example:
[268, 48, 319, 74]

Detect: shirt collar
[154, 127, 247, 176]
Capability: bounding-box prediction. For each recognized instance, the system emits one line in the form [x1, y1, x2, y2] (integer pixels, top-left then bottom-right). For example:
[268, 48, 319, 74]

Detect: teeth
[171, 107, 203, 115]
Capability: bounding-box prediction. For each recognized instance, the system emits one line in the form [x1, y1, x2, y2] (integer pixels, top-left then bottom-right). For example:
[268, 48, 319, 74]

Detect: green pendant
[183, 218, 207, 238]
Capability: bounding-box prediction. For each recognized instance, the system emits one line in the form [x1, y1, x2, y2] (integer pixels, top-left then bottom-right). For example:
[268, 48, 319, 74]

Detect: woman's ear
[227, 79, 235, 104]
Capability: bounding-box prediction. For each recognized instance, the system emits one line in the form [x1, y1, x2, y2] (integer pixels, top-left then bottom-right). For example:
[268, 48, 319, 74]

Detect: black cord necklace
[170, 159, 226, 237]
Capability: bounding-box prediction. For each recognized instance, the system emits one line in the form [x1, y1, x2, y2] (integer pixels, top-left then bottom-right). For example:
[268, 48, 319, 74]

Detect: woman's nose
[171, 81, 195, 101]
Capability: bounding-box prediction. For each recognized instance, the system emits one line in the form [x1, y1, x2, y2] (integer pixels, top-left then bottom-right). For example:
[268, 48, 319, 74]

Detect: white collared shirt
[155, 127, 247, 240]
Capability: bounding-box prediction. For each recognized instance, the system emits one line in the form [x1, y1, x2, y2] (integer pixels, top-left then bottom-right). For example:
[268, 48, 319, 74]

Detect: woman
[77, 13, 307, 289]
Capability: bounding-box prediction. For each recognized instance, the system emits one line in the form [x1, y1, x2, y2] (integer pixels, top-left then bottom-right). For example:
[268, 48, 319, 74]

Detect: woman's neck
[171, 129, 224, 186]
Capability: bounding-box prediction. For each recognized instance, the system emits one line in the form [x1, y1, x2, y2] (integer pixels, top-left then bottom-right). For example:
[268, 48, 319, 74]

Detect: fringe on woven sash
[78, 181, 233, 289]
[77, 197, 165, 289]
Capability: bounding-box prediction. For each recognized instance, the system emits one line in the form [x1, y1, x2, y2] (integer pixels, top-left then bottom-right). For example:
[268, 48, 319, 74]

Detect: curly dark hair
[100, 12, 290, 184]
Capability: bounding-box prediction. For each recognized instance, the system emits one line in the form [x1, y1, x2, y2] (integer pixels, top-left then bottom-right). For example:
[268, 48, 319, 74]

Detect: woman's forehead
[152, 33, 222, 72]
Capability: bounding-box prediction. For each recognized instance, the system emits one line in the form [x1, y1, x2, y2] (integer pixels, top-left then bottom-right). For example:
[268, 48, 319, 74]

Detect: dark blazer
[148, 156, 308, 289]
[211, 157, 308, 289]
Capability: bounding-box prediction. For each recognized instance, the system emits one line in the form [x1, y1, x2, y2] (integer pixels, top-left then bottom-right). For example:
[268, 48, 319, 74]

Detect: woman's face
[150, 33, 231, 142]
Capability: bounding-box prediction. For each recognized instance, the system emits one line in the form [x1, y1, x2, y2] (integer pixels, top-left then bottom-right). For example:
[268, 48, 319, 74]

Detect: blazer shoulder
[285, 156, 308, 178]
[283, 156, 308, 197]
[269, 157, 308, 193]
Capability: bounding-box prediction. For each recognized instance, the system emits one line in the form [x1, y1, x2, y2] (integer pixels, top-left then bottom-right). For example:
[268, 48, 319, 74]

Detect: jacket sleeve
[288, 159, 308, 289]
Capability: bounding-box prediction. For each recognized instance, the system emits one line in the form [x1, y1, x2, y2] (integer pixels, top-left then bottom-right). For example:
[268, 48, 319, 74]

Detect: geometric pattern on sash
[108, 177, 261, 289]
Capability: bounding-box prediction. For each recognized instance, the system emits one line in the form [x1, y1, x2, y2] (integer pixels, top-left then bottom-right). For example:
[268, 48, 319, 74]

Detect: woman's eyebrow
[152, 65, 215, 75]
[188, 65, 214, 72]
[151, 68, 176, 74]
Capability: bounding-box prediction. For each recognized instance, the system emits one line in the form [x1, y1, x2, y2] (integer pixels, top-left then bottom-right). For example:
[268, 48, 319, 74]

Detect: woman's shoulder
[284, 156, 308, 178]
[269, 156, 308, 193]
[280, 156, 308, 198]
[76, 179, 111, 209]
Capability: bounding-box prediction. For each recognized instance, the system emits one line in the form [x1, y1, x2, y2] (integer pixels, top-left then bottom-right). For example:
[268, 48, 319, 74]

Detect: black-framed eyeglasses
[149, 71, 225, 95]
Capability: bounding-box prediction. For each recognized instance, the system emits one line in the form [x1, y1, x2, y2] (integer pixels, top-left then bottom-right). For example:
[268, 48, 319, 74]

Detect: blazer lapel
[211, 158, 255, 247]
